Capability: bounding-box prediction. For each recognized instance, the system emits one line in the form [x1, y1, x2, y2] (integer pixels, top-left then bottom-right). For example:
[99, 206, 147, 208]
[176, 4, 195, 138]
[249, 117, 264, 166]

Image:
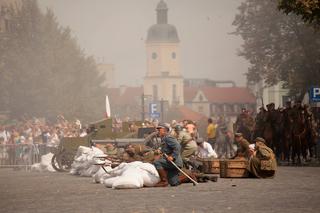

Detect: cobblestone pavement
[0, 167, 320, 213]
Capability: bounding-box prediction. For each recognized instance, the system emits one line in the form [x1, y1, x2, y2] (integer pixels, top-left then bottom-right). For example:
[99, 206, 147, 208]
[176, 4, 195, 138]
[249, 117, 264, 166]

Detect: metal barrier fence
[0, 144, 48, 168]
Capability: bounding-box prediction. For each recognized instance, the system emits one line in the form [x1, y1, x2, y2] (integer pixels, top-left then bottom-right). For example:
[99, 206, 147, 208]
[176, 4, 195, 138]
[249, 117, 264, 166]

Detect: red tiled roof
[167, 106, 207, 122]
[184, 87, 198, 102]
[108, 86, 255, 106]
[184, 86, 256, 104]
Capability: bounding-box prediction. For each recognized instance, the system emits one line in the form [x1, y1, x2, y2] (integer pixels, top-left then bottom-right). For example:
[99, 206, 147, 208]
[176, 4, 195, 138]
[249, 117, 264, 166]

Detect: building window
[172, 84, 177, 101]
[198, 106, 204, 113]
[152, 52, 157, 60]
[152, 85, 158, 101]
[172, 52, 176, 59]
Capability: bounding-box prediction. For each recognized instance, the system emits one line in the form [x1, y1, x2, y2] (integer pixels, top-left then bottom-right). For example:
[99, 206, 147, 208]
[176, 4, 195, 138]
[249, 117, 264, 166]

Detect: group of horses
[235, 105, 318, 164]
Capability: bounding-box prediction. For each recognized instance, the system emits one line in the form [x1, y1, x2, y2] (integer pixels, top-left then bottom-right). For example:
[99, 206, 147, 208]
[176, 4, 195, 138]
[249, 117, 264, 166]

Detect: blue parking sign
[149, 103, 160, 118]
[310, 87, 320, 102]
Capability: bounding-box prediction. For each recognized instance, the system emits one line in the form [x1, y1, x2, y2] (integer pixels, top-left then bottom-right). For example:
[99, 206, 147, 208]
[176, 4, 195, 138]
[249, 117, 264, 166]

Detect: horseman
[291, 100, 308, 163]
[304, 104, 316, 159]
[282, 101, 294, 160]
[254, 106, 266, 138]
[263, 103, 278, 149]
[235, 108, 254, 141]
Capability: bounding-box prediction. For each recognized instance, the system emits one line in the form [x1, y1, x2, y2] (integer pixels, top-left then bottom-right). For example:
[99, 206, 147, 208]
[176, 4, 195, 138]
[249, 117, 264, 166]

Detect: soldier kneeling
[247, 137, 277, 178]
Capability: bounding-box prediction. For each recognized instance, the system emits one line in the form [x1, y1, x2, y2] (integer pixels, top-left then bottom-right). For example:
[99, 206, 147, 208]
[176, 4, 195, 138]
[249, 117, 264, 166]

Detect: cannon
[51, 118, 158, 172]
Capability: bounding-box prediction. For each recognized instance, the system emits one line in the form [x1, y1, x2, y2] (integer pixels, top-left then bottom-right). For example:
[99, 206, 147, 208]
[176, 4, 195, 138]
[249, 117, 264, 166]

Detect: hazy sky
[39, 0, 248, 87]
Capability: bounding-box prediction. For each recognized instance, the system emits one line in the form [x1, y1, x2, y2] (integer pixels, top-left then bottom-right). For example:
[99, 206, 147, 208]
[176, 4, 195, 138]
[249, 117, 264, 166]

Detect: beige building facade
[144, 0, 184, 106]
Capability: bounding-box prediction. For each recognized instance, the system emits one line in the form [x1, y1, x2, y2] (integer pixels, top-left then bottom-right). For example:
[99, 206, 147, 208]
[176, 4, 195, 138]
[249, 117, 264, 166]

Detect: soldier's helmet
[254, 137, 266, 144]
[174, 124, 183, 132]
[156, 123, 170, 132]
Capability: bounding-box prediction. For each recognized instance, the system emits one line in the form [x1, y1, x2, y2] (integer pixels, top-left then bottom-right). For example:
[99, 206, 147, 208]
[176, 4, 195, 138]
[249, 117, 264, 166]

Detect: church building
[143, 0, 184, 106]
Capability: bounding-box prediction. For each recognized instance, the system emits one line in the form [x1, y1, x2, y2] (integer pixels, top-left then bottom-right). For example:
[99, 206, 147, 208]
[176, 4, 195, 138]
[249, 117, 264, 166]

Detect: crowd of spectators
[0, 115, 86, 165]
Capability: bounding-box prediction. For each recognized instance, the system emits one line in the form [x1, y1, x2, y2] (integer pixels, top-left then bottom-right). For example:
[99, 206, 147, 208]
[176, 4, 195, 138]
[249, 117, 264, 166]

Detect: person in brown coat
[247, 137, 277, 178]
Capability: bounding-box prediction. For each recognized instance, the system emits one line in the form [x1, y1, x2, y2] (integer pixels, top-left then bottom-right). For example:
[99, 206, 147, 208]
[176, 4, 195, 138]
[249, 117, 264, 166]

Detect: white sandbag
[93, 167, 110, 183]
[104, 176, 119, 188]
[76, 146, 92, 156]
[79, 165, 100, 177]
[70, 146, 105, 176]
[30, 163, 41, 172]
[92, 146, 104, 156]
[140, 170, 160, 187]
[108, 162, 128, 176]
[69, 168, 78, 175]
[138, 163, 160, 187]
[40, 153, 55, 172]
[139, 163, 159, 177]
[112, 167, 144, 189]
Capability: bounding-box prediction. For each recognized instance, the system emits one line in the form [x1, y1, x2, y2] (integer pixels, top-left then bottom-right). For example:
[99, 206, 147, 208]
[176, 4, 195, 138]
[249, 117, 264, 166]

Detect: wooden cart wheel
[51, 154, 65, 172]
[51, 152, 73, 172]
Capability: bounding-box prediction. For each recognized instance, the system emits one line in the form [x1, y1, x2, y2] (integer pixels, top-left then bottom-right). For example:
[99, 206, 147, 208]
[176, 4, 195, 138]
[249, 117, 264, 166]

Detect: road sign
[149, 103, 160, 118]
[310, 87, 320, 102]
[150, 103, 157, 114]
[150, 112, 160, 118]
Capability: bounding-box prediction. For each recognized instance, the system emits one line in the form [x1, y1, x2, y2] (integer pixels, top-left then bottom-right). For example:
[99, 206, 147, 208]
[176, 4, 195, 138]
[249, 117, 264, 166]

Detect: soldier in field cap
[247, 137, 277, 178]
[153, 123, 183, 187]
[233, 132, 251, 159]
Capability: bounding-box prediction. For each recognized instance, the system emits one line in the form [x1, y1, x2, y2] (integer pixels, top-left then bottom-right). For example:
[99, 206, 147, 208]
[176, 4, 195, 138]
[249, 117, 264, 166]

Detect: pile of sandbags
[97, 161, 160, 189]
[70, 146, 107, 177]
[31, 152, 56, 172]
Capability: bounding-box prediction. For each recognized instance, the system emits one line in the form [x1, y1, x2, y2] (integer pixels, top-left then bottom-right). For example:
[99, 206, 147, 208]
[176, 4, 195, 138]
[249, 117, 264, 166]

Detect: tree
[233, 0, 320, 97]
[0, 0, 106, 122]
[278, 0, 320, 27]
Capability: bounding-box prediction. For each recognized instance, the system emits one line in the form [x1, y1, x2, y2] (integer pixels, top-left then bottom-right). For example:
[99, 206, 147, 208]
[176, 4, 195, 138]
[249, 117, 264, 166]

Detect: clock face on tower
[172, 52, 176, 59]
[152, 52, 157, 59]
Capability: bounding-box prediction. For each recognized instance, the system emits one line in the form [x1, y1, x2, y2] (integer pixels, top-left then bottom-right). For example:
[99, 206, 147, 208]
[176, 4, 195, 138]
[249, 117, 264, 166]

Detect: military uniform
[153, 135, 183, 186]
[247, 142, 277, 178]
[105, 146, 118, 156]
[124, 144, 149, 162]
[236, 138, 251, 159]
[177, 130, 197, 160]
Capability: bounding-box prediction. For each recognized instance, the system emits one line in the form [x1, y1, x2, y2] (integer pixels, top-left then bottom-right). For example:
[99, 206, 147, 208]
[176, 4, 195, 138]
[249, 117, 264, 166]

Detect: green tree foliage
[233, 0, 320, 97]
[278, 0, 320, 27]
[0, 0, 106, 122]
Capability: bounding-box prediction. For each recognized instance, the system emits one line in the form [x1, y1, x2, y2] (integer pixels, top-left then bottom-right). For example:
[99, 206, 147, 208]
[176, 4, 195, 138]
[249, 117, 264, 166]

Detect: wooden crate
[199, 158, 220, 174]
[219, 159, 249, 178]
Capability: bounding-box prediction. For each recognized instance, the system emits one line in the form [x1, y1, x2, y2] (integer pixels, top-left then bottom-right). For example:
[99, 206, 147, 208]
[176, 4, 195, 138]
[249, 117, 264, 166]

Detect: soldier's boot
[154, 169, 168, 187]
[178, 170, 197, 184]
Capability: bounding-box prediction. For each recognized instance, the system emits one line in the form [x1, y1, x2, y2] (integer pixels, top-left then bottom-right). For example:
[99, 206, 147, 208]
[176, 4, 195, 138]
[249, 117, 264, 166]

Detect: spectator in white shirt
[196, 138, 218, 159]
[0, 126, 9, 144]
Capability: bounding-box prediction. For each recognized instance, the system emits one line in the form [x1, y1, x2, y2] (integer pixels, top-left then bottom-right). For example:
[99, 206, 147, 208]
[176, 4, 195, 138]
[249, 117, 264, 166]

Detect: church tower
[144, 0, 184, 106]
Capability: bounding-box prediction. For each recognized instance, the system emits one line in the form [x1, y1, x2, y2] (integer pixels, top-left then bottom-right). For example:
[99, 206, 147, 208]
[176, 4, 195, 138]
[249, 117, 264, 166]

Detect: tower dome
[146, 0, 180, 43]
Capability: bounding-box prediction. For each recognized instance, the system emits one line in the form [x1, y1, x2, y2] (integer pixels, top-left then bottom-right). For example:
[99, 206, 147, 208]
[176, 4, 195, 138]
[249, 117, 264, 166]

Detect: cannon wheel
[51, 152, 73, 172]
[51, 154, 65, 172]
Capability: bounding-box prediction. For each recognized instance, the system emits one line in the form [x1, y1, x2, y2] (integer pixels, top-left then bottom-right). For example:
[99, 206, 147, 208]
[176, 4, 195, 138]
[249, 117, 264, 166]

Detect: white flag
[105, 95, 111, 118]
